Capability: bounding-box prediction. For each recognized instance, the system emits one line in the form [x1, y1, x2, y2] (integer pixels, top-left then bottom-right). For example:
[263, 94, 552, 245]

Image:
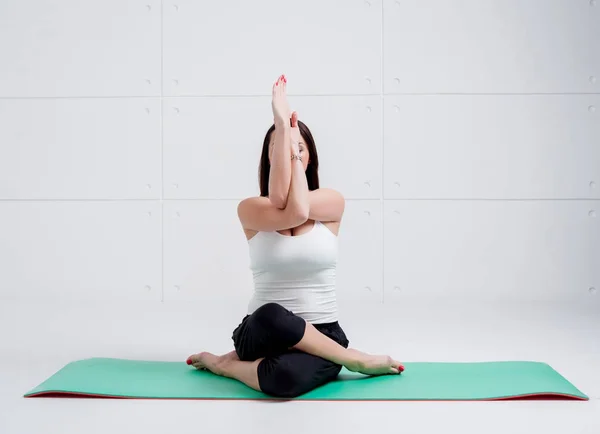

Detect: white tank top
[246, 220, 339, 324]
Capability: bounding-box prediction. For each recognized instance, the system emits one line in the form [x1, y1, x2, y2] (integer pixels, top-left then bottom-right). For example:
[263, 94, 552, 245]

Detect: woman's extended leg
[189, 349, 346, 398]
[295, 323, 403, 375]
[234, 302, 402, 375]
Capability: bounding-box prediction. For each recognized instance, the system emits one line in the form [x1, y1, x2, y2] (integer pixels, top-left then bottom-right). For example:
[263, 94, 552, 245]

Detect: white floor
[1, 298, 599, 434]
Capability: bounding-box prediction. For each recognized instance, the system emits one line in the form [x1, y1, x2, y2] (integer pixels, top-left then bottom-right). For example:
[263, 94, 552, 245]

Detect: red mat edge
[23, 391, 590, 401]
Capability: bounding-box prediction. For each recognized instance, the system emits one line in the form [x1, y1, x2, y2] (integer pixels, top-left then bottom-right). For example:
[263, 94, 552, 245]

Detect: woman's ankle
[342, 349, 367, 372]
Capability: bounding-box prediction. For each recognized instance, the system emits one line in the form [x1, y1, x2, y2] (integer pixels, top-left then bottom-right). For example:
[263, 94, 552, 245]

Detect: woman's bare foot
[186, 350, 239, 373]
[345, 348, 404, 375]
[186, 352, 221, 374]
[213, 350, 239, 363]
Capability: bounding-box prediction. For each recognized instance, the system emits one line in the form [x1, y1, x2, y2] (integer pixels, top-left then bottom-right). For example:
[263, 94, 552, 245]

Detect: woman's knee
[252, 303, 290, 328]
[252, 303, 306, 345]
[258, 358, 310, 398]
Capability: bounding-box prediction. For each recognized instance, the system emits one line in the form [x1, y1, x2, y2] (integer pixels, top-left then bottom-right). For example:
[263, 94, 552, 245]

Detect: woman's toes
[187, 352, 207, 365]
[187, 352, 212, 370]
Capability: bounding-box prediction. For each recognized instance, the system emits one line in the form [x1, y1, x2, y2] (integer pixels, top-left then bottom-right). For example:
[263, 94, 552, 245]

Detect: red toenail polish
[186, 358, 192, 365]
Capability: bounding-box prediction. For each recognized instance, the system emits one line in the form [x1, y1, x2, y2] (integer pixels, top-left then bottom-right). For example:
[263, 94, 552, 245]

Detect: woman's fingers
[275, 76, 281, 100]
[273, 74, 287, 91]
[291, 111, 298, 128]
[277, 74, 286, 94]
[272, 74, 291, 125]
[272, 76, 281, 119]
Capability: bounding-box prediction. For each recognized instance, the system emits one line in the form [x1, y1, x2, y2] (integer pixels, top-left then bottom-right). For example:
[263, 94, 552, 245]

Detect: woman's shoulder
[311, 187, 344, 195]
[309, 188, 345, 202]
[240, 189, 344, 202]
[238, 195, 269, 206]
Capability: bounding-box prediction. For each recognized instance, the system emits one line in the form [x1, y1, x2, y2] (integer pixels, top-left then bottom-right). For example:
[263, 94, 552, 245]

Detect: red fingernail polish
[398, 365, 404, 372]
[186, 358, 192, 365]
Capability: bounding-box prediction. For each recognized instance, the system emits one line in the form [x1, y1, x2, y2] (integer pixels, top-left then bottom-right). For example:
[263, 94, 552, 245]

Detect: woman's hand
[271, 74, 291, 128]
[290, 111, 301, 152]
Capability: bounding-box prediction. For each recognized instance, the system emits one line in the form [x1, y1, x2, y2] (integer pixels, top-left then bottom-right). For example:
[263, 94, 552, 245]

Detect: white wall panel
[384, 200, 599, 302]
[384, 0, 600, 94]
[163, 200, 254, 302]
[0, 201, 162, 301]
[162, 97, 266, 200]
[336, 200, 383, 303]
[290, 96, 383, 199]
[384, 95, 600, 200]
[163, 96, 382, 200]
[0, 98, 161, 199]
[0, 0, 161, 97]
[163, 0, 381, 96]
[1, 0, 597, 309]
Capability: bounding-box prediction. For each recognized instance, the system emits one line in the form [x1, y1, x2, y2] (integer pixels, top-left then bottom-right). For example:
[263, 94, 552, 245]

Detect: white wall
[0, 0, 598, 305]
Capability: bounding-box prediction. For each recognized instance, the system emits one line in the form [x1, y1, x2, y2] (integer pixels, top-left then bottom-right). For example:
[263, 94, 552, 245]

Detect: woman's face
[269, 131, 310, 172]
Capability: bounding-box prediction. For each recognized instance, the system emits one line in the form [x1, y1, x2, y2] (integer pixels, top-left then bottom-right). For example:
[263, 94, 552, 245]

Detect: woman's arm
[286, 142, 310, 218]
[238, 142, 309, 232]
[268, 123, 292, 209]
[308, 188, 345, 223]
[285, 112, 309, 216]
[268, 75, 293, 209]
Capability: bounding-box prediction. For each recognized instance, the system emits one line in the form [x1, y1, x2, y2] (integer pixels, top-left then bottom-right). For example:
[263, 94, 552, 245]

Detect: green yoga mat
[24, 358, 588, 401]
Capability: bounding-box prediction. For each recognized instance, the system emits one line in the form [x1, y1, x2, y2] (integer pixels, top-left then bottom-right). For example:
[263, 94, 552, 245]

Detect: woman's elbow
[269, 194, 287, 210]
[295, 206, 310, 223]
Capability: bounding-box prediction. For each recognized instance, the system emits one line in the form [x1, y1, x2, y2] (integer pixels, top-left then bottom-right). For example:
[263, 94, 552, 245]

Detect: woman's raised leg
[294, 322, 403, 375]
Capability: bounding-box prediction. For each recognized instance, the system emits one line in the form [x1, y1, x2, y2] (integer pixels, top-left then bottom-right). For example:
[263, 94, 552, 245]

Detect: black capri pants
[231, 302, 350, 398]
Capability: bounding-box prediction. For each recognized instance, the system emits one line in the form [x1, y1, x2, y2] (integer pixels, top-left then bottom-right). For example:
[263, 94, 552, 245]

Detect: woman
[186, 74, 403, 398]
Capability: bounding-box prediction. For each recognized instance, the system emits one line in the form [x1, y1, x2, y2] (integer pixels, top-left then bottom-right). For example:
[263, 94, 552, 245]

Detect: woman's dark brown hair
[259, 120, 319, 197]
